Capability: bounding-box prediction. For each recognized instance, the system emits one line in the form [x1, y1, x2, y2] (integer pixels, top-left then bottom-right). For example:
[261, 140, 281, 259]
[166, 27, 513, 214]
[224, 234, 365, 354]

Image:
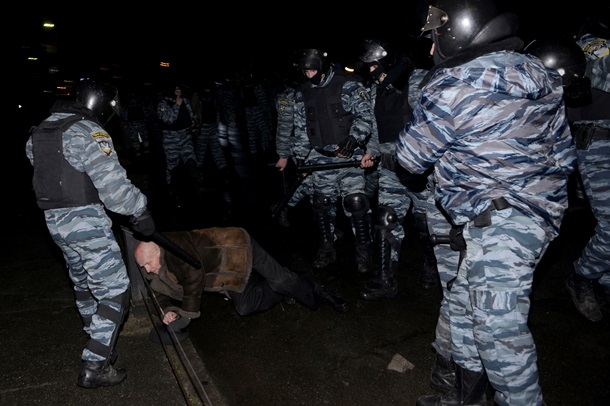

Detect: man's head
[74, 80, 121, 126]
[298, 49, 328, 85]
[135, 241, 162, 274]
[359, 39, 391, 84]
[525, 38, 592, 107]
[419, 0, 518, 63]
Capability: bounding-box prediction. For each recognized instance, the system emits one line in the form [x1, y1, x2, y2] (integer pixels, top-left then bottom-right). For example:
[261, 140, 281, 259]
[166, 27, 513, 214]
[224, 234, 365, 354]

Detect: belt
[314, 147, 337, 157]
[473, 197, 511, 228]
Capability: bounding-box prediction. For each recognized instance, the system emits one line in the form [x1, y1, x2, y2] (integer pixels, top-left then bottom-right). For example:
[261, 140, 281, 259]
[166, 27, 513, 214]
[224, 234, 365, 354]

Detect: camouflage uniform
[242, 77, 273, 157]
[121, 92, 152, 156]
[396, 50, 577, 405]
[361, 67, 437, 300]
[274, 85, 313, 207]
[157, 93, 197, 185]
[566, 33, 610, 321]
[25, 101, 149, 367]
[191, 87, 227, 173]
[293, 68, 378, 271]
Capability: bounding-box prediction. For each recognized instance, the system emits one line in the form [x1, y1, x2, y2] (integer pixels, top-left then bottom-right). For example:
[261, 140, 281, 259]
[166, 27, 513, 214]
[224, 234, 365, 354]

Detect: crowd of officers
[28, 0, 608, 404]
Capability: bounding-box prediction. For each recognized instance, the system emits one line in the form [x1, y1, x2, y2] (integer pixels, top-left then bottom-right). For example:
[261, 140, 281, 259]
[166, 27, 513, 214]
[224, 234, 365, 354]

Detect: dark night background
[14, 2, 595, 83]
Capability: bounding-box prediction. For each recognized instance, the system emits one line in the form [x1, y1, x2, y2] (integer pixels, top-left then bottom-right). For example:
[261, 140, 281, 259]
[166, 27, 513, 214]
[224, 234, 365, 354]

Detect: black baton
[152, 231, 202, 269]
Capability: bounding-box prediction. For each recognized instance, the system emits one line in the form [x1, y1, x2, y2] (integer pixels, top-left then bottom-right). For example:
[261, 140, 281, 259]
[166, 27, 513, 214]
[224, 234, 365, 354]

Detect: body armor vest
[162, 100, 192, 131]
[300, 74, 354, 147]
[374, 86, 412, 143]
[31, 116, 101, 210]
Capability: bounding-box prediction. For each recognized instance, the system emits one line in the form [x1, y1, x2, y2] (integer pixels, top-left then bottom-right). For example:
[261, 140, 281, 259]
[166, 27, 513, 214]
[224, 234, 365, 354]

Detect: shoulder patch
[358, 88, 371, 101]
[91, 131, 113, 155]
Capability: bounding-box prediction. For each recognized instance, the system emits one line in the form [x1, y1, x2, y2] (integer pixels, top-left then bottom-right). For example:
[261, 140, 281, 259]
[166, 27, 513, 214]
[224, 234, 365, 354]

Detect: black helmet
[525, 38, 591, 107]
[420, 0, 518, 60]
[359, 39, 389, 65]
[75, 81, 121, 125]
[359, 39, 408, 85]
[298, 49, 329, 85]
[298, 49, 328, 71]
[359, 39, 390, 83]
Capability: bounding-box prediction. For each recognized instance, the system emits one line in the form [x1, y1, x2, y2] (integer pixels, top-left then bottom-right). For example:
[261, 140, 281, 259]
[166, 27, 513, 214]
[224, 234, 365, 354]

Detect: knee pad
[343, 193, 370, 217]
[312, 192, 333, 214]
[375, 206, 400, 232]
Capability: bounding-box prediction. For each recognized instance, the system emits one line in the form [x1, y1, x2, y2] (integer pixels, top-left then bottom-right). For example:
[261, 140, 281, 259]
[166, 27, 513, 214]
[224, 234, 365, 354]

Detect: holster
[573, 123, 610, 150]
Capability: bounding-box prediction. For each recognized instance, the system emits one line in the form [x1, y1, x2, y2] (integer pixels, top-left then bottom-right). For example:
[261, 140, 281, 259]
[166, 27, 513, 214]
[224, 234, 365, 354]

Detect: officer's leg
[64, 213, 131, 389]
[344, 192, 373, 274]
[361, 205, 400, 300]
[414, 211, 440, 290]
[312, 192, 337, 269]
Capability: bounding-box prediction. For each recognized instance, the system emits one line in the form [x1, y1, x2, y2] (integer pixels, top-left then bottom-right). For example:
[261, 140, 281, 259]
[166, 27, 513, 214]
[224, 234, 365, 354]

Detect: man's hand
[130, 208, 155, 236]
[276, 158, 289, 171]
[336, 136, 358, 158]
[162, 311, 179, 325]
[360, 153, 376, 168]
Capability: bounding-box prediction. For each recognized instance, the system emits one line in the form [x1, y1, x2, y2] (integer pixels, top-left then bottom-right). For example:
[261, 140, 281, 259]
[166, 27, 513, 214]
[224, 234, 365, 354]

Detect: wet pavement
[4, 122, 610, 405]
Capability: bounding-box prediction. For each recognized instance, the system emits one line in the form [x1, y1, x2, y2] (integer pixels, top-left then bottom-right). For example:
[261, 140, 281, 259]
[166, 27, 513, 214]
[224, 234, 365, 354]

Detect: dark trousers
[228, 238, 319, 315]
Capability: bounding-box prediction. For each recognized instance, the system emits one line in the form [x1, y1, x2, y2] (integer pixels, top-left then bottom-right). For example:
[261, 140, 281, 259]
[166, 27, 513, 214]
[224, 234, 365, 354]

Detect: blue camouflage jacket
[396, 50, 577, 236]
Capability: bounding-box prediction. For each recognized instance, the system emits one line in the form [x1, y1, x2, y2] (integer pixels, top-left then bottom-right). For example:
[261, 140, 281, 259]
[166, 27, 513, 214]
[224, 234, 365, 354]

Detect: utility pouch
[573, 123, 610, 150]
[574, 124, 595, 150]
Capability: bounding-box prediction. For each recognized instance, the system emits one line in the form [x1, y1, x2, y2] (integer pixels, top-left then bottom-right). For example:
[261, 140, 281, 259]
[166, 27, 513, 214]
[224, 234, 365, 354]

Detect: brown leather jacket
[145, 227, 253, 319]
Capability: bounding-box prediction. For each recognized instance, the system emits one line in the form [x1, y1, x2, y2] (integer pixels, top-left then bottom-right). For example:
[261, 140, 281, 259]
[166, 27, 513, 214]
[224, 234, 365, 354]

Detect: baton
[152, 231, 202, 269]
[430, 234, 451, 245]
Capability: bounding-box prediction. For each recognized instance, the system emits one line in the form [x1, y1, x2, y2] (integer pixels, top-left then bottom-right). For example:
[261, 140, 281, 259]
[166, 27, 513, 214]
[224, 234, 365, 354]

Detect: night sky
[16, 2, 597, 83]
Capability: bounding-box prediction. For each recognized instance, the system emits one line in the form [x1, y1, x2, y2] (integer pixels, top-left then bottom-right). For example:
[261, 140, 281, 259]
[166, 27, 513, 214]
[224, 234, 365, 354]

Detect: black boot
[360, 213, 398, 300]
[417, 365, 488, 406]
[430, 353, 456, 394]
[312, 193, 336, 269]
[315, 284, 349, 312]
[313, 241, 336, 269]
[77, 360, 127, 389]
[360, 261, 398, 300]
[344, 193, 373, 274]
[565, 273, 603, 322]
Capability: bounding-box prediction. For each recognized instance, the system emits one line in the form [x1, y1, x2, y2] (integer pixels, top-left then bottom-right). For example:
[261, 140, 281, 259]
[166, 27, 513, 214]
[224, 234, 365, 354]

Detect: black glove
[130, 208, 156, 236]
[168, 316, 191, 332]
[449, 225, 467, 252]
[336, 136, 358, 158]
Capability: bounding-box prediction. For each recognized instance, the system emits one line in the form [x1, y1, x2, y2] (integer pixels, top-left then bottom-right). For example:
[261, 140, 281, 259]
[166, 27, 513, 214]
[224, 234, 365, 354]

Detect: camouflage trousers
[424, 194, 457, 361]
[44, 204, 130, 362]
[162, 128, 196, 184]
[451, 207, 549, 406]
[195, 122, 227, 171]
[378, 166, 431, 262]
[127, 120, 149, 151]
[574, 140, 610, 287]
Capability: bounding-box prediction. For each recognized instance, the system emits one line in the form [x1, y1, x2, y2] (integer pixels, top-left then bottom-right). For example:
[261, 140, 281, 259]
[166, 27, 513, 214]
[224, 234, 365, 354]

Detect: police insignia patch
[92, 132, 113, 155]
